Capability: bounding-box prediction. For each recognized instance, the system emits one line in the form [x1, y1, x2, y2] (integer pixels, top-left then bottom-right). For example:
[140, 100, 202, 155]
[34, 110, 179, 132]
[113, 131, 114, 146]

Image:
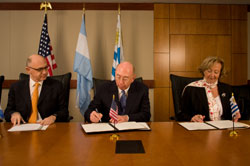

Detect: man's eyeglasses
[28, 66, 49, 72]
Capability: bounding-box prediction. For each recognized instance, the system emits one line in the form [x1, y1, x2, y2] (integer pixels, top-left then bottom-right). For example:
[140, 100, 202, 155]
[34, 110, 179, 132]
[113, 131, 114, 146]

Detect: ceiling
[0, 0, 249, 4]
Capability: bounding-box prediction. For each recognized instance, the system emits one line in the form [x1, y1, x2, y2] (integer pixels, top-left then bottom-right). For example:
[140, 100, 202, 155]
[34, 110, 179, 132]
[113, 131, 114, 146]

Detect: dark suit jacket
[178, 82, 233, 121]
[84, 80, 151, 122]
[4, 77, 69, 122]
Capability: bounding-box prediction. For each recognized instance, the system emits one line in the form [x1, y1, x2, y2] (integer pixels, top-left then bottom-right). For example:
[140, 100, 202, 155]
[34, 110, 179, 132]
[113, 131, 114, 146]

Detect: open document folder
[81, 121, 151, 134]
[8, 123, 49, 132]
[179, 120, 250, 131]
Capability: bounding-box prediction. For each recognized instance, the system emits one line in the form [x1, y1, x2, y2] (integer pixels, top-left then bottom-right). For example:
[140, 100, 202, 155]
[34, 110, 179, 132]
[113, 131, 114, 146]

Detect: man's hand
[117, 115, 129, 123]
[11, 112, 25, 126]
[90, 111, 103, 123]
[110, 115, 129, 123]
[40, 115, 56, 125]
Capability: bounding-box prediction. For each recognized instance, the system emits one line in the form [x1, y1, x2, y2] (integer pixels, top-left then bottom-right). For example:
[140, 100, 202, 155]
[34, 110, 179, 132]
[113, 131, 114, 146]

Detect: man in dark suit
[4, 54, 69, 125]
[85, 61, 151, 123]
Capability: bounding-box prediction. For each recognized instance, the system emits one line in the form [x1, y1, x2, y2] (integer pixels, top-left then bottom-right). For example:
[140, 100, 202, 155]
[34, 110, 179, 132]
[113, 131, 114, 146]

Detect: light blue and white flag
[73, 13, 93, 116]
[111, 12, 124, 80]
[0, 104, 4, 120]
[230, 93, 240, 118]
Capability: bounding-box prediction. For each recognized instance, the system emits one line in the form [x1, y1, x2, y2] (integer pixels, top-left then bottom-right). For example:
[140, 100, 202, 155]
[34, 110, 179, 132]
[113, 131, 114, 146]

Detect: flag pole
[110, 94, 119, 141]
[113, 95, 116, 128]
[230, 93, 238, 137]
[118, 3, 121, 15]
[230, 116, 238, 137]
[82, 3, 85, 15]
[82, 3, 85, 24]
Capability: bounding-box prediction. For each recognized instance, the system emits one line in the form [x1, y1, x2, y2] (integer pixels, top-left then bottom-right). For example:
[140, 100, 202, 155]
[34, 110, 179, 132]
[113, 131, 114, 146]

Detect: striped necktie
[120, 90, 127, 115]
[29, 82, 39, 123]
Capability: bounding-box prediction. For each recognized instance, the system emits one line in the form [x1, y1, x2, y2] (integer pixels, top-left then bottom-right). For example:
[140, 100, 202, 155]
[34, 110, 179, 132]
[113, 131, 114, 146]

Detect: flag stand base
[110, 133, 119, 141]
[229, 130, 238, 137]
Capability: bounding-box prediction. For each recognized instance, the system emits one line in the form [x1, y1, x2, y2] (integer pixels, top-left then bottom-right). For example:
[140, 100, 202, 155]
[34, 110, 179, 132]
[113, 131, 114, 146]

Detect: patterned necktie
[29, 82, 39, 123]
[120, 90, 127, 115]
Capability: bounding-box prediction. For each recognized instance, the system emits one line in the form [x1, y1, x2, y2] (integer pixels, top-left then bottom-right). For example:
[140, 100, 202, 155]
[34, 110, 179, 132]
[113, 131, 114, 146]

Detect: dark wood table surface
[1, 121, 250, 166]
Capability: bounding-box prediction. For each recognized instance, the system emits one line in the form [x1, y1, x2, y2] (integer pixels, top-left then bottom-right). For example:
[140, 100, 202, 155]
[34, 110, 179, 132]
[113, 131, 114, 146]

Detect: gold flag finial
[40, 1, 52, 14]
[113, 94, 115, 100]
[231, 93, 236, 102]
[83, 3, 85, 14]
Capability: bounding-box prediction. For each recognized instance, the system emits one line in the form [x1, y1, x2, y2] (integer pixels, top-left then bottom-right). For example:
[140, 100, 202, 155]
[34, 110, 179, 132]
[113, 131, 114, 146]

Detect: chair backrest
[0, 75, 4, 104]
[232, 85, 250, 120]
[93, 77, 143, 95]
[19, 73, 72, 118]
[170, 74, 202, 121]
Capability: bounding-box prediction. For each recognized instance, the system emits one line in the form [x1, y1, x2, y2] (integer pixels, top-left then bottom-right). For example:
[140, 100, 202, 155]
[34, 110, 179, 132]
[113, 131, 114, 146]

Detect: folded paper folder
[81, 122, 150, 134]
[116, 140, 145, 154]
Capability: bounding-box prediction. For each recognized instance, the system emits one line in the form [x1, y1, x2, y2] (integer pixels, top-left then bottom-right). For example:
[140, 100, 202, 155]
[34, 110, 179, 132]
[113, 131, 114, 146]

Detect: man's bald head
[115, 61, 136, 90]
[25, 54, 48, 82]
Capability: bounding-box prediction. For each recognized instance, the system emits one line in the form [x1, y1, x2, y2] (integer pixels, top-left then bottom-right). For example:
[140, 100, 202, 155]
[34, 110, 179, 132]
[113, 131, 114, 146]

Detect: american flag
[38, 14, 57, 76]
[109, 95, 118, 122]
[230, 93, 239, 118]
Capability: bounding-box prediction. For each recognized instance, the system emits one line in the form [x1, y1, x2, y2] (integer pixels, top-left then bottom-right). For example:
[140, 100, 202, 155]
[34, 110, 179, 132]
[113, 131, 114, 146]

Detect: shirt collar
[30, 78, 43, 87]
[118, 86, 130, 95]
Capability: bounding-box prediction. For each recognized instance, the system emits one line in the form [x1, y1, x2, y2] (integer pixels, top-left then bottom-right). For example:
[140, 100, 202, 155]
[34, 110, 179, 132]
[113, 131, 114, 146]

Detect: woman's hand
[233, 111, 241, 122]
[191, 114, 205, 122]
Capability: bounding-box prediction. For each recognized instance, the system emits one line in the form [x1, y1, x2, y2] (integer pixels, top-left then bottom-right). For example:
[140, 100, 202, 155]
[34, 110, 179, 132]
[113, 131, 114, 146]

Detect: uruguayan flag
[230, 94, 239, 118]
[111, 13, 124, 80]
[73, 14, 93, 116]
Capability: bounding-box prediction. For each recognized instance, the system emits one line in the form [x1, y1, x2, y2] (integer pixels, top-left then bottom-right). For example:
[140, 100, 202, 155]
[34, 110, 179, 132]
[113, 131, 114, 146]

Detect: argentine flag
[0, 104, 4, 120]
[73, 14, 93, 116]
[111, 12, 124, 80]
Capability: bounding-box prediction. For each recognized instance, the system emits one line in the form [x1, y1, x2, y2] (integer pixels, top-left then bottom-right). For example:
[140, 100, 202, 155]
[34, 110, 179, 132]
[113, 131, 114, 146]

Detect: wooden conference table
[0, 122, 250, 166]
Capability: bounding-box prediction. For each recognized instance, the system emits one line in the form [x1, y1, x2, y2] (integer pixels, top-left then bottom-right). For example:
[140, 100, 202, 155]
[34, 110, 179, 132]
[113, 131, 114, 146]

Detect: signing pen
[95, 108, 102, 122]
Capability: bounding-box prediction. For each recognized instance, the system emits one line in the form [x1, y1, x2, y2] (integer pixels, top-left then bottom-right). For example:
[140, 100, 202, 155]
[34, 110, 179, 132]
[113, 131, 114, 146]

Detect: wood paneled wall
[154, 4, 248, 121]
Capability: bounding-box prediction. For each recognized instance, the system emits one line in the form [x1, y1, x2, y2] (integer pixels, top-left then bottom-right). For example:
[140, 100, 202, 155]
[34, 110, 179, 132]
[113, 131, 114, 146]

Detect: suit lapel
[38, 79, 49, 105]
[124, 82, 136, 114]
[110, 82, 122, 113]
[24, 80, 32, 114]
[218, 83, 227, 111]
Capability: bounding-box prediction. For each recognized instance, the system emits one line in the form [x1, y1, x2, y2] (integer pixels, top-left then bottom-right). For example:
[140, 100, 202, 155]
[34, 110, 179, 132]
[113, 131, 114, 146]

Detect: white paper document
[113, 122, 150, 131]
[137, 122, 151, 130]
[81, 122, 151, 133]
[206, 120, 250, 129]
[8, 123, 49, 132]
[179, 122, 215, 130]
[179, 120, 250, 131]
[81, 123, 115, 133]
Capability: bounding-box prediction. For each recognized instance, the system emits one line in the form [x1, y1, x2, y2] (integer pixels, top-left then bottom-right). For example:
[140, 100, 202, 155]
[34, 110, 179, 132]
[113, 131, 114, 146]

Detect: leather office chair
[0, 75, 4, 122]
[93, 77, 143, 95]
[19, 72, 73, 121]
[232, 85, 250, 120]
[170, 74, 202, 121]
